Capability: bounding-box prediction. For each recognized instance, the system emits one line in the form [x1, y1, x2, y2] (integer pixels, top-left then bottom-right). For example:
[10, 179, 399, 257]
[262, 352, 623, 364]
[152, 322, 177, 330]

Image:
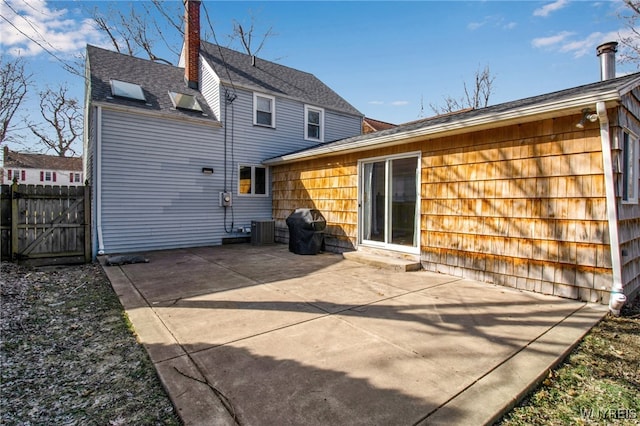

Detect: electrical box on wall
[219, 192, 232, 207]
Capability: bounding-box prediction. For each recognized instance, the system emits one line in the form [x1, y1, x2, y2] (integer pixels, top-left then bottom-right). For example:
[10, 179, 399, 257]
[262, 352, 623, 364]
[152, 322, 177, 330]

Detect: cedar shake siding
[272, 156, 360, 253]
[418, 114, 610, 303]
[616, 89, 640, 301]
[271, 106, 638, 305]
[268, 72, 640, 305]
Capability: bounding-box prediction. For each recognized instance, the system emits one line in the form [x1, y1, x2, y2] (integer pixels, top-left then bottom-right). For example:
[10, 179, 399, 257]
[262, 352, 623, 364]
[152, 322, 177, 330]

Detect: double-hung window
[239, 164, 268, 196]
[254, 93, 275, 127]
[622, 130, 639, 204]
[7, 170, 24, 181]
[305, 105, 324, 142]
[41, 171, 56, 182]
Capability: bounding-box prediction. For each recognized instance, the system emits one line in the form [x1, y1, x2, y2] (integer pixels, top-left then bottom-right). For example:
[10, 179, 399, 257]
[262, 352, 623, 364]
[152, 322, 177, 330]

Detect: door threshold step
[342, 251, 422, 272]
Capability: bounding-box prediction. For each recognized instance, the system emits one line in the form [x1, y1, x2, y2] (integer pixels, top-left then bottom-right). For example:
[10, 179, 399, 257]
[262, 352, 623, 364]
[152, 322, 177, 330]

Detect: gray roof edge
[93, 101, 223, 128]
[264, 74, 640, 166]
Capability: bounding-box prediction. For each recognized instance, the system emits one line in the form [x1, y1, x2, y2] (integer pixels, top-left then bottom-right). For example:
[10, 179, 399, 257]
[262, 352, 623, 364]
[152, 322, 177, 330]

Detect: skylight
[168, 91, 203, 112]
[110, 79, 146, 101]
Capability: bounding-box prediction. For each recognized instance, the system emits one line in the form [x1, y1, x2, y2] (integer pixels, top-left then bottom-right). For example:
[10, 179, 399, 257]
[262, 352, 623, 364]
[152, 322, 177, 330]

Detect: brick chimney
[184, 0, 201, 89]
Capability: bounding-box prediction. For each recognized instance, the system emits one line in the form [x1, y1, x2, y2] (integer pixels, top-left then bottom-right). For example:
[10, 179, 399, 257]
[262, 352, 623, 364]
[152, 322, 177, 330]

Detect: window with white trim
[622, 130, 639, 204]
[304, 105, 324, 142]
[70, 172, 82, 183]
[238, 164, 268, 196]
[253, 93, 275, 127]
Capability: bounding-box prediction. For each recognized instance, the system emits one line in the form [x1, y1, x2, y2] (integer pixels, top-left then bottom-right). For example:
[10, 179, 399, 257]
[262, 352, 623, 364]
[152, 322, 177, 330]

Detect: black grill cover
[286, 208, 326, 255]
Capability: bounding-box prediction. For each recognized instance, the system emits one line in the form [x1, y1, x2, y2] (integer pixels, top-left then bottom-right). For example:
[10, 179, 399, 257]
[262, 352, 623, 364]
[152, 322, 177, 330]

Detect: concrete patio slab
[100, 244, 607, 426]
[191, 315, 454, 425]
[336, 280, 586, 381]
[121, 253, 257, 304]
[266, 270, 410, 314]
[155, 283, 327, 353]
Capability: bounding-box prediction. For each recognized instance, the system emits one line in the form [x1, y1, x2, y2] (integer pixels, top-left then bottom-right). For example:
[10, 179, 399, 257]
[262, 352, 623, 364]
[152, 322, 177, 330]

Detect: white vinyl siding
[324, 110, 363, 142]
[200, 59, 221, 120]
[92, 80, 362, 254]
[99, 110, 229, 253]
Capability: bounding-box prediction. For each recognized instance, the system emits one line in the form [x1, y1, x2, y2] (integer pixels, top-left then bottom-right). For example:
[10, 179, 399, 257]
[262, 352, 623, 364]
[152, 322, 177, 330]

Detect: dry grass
[499, 294, 640, 425]
[0, 261, 181, 425]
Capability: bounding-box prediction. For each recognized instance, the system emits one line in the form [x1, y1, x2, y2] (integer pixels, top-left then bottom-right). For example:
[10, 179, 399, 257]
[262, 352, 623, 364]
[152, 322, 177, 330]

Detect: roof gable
[200, 42, 362, 117]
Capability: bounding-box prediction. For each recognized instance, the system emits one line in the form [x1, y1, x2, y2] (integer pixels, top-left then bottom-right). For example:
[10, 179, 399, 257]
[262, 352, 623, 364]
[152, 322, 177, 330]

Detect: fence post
[83, 185, 91, 263]
[11, 180, 18, 261]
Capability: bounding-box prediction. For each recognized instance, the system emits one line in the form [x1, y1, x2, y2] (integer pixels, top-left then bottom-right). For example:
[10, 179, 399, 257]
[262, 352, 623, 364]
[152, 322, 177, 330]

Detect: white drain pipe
[597, 101, 626, 315]
[96, 106, 105, 256]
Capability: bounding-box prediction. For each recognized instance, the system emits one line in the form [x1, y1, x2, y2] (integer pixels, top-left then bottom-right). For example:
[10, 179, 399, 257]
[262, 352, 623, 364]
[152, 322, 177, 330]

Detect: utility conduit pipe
[597, 101, 626, 315]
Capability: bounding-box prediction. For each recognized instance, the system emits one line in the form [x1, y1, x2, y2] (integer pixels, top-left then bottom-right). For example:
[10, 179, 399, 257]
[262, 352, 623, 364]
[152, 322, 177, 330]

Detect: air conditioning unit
[251, 220, 275, 245]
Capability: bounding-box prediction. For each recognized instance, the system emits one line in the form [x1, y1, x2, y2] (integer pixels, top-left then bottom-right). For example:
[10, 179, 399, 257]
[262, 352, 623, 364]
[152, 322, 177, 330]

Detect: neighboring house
[2, 146, 83, 186]
[266, 42, 640, 306]
[363, 117, 397, 134]
[83, 0, 362, 256]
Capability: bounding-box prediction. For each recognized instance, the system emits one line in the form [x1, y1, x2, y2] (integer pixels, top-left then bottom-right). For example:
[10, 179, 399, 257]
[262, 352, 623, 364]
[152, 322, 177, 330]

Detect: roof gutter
[264, 89, 624, 166]
[597, 101, 626, 315]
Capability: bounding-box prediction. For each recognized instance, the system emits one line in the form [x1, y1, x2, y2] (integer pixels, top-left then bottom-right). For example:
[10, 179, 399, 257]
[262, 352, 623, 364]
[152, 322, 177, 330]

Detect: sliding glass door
[360, 154, 419, 251]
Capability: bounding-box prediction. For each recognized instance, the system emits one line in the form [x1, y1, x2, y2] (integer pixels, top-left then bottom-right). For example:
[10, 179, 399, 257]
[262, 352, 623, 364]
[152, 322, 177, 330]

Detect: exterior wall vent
[251, 220, 275, 245]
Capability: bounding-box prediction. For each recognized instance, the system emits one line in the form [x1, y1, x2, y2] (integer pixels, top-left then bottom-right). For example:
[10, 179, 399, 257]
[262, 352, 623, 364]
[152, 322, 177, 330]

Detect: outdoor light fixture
[202, 167, 214, 174]
[576, 108, 598, 128]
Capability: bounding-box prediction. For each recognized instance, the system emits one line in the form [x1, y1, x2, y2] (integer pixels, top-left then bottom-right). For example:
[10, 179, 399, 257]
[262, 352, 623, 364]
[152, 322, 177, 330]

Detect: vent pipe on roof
[184, 0, 201, 89]
[596, 41, 618, 81]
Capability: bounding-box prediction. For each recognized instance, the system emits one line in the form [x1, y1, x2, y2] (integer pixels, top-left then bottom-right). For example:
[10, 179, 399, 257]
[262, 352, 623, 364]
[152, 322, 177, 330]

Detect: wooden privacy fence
[1, 183, 91, 265]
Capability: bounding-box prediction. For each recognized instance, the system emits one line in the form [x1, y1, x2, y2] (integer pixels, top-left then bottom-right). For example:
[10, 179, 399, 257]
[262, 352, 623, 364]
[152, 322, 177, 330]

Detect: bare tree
[88, 1, 276, 62]
[0, 55, 31, 144]
[619, 0, 640, 68]
[28, 85, 81, 157]
[430, 65, 496, 115]
[228, 12, 276, 56]
[88, 1, 183, 64]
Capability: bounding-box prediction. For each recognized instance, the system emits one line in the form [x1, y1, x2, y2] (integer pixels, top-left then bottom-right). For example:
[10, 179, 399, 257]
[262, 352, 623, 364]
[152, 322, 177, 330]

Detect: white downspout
[96, 106, 105, 255]
[596, 101, 626, 315]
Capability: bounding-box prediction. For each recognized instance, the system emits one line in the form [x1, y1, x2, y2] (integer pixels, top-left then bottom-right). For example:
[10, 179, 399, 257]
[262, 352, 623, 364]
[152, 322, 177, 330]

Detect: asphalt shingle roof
[86, 45, 216, 121]
[4, 148, 82, 171]
[200, 42, 362, 117]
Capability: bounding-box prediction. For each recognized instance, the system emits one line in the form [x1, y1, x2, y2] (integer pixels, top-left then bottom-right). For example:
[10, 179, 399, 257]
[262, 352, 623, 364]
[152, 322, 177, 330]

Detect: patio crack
[173, 365, 242, 425]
